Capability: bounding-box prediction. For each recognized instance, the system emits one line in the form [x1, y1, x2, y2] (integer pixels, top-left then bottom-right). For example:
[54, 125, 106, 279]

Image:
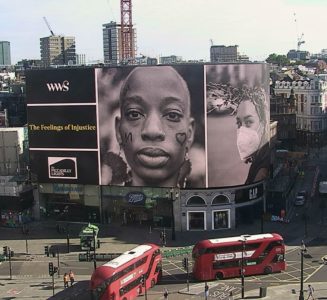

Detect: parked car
[294, 195, 305, 206]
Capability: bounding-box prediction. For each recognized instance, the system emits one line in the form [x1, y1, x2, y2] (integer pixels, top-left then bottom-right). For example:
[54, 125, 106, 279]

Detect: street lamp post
[299, 240, 307, 300]
[241, 240, 245, 299]
[239, 235, 249, 299]
[93, 228, 97, 270]
[166, 188, 179, 241]
[22, 225, 29, 254]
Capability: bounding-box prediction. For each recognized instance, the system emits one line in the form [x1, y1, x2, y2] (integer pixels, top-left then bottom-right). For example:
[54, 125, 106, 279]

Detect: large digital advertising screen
[26, 64, 270, 188]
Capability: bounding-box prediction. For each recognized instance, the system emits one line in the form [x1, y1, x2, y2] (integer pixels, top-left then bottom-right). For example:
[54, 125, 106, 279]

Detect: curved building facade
[26, 63, 270, 230]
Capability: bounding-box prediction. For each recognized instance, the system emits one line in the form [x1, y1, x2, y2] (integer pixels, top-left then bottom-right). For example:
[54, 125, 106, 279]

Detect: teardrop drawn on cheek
[122, 132, 133, 145]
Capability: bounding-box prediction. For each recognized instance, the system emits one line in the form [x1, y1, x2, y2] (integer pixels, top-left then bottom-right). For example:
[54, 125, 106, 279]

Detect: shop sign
[53, 184, 83, 194]
[125, 192, 146, 206]
[235, 183, 263, 203]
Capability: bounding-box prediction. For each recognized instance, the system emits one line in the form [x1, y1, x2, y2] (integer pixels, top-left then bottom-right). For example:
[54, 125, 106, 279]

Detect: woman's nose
[141, 113, 165, 141]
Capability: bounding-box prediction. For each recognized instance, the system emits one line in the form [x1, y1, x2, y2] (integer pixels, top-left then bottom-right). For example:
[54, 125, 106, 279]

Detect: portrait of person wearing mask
[100, 66, 204, 188]
[205, 63, 270, 187]
[236, 88, 270, 184]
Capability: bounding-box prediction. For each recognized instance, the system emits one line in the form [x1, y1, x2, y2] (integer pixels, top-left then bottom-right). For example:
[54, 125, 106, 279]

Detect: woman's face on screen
[116, 66, 194, 186]
[236, 100, 263, 160]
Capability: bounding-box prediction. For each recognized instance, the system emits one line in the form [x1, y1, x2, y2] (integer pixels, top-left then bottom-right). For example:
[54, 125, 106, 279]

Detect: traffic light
[3, 246, 9, 257]
[49, 262, 54, 276]
[182, 257, 188, 270]
[44, 246, 49, 257]
[53, 266, 58, 274]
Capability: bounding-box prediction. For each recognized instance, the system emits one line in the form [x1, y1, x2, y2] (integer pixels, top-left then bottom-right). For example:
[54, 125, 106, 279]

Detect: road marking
[7, 288, 24, 295]
[304, 263, 324, 282]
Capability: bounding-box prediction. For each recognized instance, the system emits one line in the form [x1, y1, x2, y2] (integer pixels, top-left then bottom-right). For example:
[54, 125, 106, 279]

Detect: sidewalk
[179, 281, 327, 300]
[1, 276, 326, 300]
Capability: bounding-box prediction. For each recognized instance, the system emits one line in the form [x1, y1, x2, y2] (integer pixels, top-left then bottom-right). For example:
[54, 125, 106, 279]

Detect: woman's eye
[165, 111, 182, 122]
[125, 110, 143, 120]
[245, 120, 253, 127]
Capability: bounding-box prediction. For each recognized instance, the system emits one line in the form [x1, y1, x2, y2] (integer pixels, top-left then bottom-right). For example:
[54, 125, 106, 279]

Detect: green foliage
[266, 53, 290, 66]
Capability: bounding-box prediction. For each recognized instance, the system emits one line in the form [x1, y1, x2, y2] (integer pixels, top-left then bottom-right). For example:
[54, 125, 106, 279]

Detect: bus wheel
[264, 266, 272, 274]
[215, 272, 223, 280]
[151, 279, 155, 288]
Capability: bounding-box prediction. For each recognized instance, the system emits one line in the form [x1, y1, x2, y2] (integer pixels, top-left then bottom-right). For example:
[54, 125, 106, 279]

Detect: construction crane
[120, 0, 135, 63]
[43, 16, 55, 36]
[293, 13, 305, 51]
[297, 33, 305, 51]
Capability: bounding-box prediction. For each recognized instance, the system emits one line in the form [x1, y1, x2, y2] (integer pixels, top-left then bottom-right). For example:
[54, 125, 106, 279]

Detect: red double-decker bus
[192, 233, 286, 281]
[90, 243, 162, 300]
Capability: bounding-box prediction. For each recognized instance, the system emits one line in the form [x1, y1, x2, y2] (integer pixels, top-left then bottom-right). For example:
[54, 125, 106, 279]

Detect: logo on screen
[46, 80, 70, 92]
[249, 187, 258, 200]
[48, 157, 77, 179]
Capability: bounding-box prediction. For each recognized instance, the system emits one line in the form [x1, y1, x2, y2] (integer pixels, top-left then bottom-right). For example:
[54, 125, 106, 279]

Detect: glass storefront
[212, 210, 230, 229]
[187, 211, 206, 230]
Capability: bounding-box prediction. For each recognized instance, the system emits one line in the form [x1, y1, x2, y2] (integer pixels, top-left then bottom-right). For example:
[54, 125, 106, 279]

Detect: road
[1, 238, 327, 300]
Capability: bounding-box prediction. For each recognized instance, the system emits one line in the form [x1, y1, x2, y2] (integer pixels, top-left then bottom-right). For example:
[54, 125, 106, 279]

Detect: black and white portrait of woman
[206, 63, 270, 187]
[97, 65, 205, 188]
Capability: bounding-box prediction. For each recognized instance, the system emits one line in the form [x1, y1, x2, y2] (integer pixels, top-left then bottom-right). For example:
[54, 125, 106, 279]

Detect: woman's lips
[136, 148, 169, 168]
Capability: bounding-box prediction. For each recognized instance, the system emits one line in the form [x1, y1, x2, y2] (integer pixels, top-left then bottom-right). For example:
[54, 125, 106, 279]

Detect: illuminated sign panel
[26, 64, 270, 188]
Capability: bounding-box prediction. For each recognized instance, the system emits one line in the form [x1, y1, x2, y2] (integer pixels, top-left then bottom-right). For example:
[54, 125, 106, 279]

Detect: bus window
[155, 261, 162, 274]
[213, 260, 240, 269]
[272, 254, 285, 263]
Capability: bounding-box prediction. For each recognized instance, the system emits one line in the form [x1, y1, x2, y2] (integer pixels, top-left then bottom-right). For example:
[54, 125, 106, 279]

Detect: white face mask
[237, 126, 260, 161]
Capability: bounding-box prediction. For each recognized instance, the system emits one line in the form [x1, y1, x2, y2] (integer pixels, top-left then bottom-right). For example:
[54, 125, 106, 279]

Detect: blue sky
[0, 0, 325, 64]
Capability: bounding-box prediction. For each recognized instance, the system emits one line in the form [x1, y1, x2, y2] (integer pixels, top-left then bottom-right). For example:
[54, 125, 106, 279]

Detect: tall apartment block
[210, 45, 238, 63]
[0, 41, 11, 65]
[40, 36, 76, 67]
[102, 21, 136, 65]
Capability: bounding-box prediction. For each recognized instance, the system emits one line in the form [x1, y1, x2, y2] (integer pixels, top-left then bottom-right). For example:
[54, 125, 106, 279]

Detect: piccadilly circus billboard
[26, 63, 270, 188]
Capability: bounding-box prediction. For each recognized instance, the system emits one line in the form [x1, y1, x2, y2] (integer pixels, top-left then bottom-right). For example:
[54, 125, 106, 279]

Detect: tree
[317, 60, 327, 73]
[266, 54, 290, 66]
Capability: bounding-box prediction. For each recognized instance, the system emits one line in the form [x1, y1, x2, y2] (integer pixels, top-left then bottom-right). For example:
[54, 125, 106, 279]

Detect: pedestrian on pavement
[307, 284, 315, 300]
[69, 270, 75, 286]
[229, 291, 234, 300]
[164, 287, 169, 299]
[204, 282, 209, 300]
[63, 273, 69, 288]
[160, 231, 166, 247]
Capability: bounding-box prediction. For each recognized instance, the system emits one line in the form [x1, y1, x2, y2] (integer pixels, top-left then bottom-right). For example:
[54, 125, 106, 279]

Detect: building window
[187, 211, 206, 230]
[212, 210, 230, 230]
[186, 196, 206, 206]
[211, 195, 229, 205]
